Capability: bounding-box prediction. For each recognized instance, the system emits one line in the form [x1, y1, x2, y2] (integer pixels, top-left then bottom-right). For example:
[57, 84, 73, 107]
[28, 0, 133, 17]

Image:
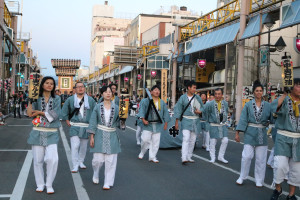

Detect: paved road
[0, 116, 299, 200]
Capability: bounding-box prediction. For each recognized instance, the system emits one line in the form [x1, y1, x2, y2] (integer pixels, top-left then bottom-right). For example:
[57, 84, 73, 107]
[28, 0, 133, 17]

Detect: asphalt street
[0, 116, 299, 200]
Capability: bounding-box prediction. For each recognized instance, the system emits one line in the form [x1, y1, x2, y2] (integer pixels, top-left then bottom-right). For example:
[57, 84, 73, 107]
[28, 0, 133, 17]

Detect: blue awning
[185, 22, 240, 55]
[280, 0, 300, 29]
[241, 14, 267, 40]
[119, 66, 134, 75]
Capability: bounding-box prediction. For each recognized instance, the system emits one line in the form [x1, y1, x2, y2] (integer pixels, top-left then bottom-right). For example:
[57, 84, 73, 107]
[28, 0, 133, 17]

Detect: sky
[19, 0, 218, 77]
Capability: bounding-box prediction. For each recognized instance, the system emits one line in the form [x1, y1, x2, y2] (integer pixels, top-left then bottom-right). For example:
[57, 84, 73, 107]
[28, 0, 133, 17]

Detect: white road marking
[59, 126, 90, 200]
[0, 149, 30, 152]
[0, 194, 11, 198]
[10, 150, 33, 200]
[126, 125, 299, 198]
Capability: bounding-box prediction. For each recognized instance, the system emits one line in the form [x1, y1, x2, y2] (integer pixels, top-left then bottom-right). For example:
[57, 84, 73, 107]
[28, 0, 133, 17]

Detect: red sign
[294, 38, 300, 53]
[197, 59, 206, 69]
[137, 74, 142, 80]
[151, 71, 157, 78]
[124, 77, 129, 82]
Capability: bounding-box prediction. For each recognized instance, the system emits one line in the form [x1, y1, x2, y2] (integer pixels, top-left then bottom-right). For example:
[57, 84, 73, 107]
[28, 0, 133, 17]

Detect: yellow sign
[195, 62, 215, 83]
[119, 95, 129, 119]
[161, 69, 168, 103]
[281, 60, 294, 87]
[29, 73, 41, 99]
[99, 66, 109, 75]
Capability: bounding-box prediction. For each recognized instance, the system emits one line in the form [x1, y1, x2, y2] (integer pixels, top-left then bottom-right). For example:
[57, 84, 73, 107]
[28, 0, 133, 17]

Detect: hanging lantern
[137, 74, 142, 80]
[124, 77, 129, 82]
[150, 71, 157, 78]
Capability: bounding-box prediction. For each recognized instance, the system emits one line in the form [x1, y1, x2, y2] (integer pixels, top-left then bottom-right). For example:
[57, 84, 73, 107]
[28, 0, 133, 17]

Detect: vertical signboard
[29, 73, 41, 100]
[281, 59, 294, 87]
[161, 69, 168, 103]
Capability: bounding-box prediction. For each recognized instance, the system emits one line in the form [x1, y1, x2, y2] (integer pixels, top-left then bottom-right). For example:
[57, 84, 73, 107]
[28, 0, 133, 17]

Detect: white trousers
[136, 126, 142, 144]
[274, 156, 300, 187]
[182, 130, 197, 161]
[140, 130, 161, 160]
[209, 137, 228, 160]
[92, 153, 118, 186]
[201, 130, 210, 148]
[70, 136, 88, 168]
[267, 147, 275, 168]
[239, 144, 268, 184]
[32, 144, 58, 188]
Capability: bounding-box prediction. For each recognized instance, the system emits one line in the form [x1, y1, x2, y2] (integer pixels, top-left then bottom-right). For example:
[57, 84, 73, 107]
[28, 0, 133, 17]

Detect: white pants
[70, 136, 88, 168]
[140, 130, 161, 160]
[267, 147, 275, 168]
[201, 130, 210, 148]
[209, 137, 228, 160]
[32, 144, 58, 188]
[136, 126, 142, 145]
[182, 130, 197, 161]
[92, 153, 118, 186]
[239, 144, 268, 184]
[274, 156, 300, 187]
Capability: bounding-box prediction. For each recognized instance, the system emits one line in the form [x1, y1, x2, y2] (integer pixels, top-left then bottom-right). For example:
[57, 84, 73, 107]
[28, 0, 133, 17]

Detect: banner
[281, 59, 294, 87]
[29, 73, 41, 99]
[161, 69, 168, 103]
[119, 94, 129, 119]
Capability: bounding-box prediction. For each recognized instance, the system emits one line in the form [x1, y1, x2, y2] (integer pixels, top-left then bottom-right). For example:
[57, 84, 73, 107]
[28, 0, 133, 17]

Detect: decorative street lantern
[137, 74, 142, 80]
[197, 59, 206, 69]
[151, 71, 157, 78]
[124, 77, 129, 82]
[294, 37, 300, 54]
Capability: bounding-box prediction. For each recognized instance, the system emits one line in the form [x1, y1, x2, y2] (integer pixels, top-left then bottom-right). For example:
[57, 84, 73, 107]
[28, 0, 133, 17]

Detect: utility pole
[171, 26, 178, 109]
[17, 0, 23, 91]
[236, 0, 249, 123]
[0, 0, 4, 104]
[10, 16, 18, 96]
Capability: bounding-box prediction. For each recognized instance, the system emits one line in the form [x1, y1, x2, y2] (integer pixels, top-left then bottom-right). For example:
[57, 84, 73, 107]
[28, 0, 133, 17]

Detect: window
[147, 55, 169, 69]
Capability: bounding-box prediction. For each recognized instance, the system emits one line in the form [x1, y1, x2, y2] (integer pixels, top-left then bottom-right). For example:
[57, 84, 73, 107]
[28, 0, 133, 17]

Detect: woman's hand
[90, 135, 95, 148]
[66, 120, 71, 127]
[31, 110, 42, 117]
[164, 122, 168, 130]
[235, 131, 240, 143]
[142, 118, 149, 126]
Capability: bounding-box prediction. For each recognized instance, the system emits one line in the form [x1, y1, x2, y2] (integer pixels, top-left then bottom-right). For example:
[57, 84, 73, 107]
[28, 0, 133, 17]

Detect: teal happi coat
[61, 95, 96, 139]
[27, 96, 61, 146]
[137, 98, 171, 133]
[236, 100, 271, 146]
[272, 96, 300, 161]
[174, 94, 204, 133]
[200, 102, 209, 132]
[87, 102, 121, 154]
[98, 95, 120, 106]
[269, 101, 278, 142]
[204, 100, 229, 139]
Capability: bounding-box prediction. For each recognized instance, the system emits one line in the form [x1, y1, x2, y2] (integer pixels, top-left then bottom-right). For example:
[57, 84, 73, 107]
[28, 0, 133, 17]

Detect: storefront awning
[185, 22, 240, 55]
[280, 1, 300, 29]
[118, 66, 134, 75]
[241, 14, 267, 40]
[196, 86, 224, 92]
[108, 71, 114, 78]
[99, 76, 104, 81]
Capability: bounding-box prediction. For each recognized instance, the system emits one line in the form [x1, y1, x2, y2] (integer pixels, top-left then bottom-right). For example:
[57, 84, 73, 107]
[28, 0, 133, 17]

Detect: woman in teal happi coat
[88, 86, 121, 190]
[27, 76, 61, 194]
[235, 80, 271, 187]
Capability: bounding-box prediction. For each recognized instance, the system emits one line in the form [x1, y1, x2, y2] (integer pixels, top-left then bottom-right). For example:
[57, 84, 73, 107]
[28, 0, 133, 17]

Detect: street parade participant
[174, 81, 204, 164]
[135, 99, 143, 145]
[267, 104, 278, 169]
[61, 81, 96, 173]
[204, 88, 229, 164]
[270, 78, 300, 200]
[27, 76, 61, 194]
[200, 92, 210, 151]
[235, 80, 271, 187]
[137, 85, 170, 163]
[98, 83, 120, 105]
[88, 85, 122, 190]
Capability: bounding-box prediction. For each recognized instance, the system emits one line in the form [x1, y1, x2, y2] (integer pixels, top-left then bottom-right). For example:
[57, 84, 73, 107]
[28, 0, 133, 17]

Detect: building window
[147, 55, 169, 69]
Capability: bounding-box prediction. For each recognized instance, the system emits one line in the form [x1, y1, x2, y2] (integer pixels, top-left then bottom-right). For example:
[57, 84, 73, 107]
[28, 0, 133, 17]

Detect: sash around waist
[97, 124, 116, 132]
[33, 127, 58, 132]
[70, 122, 89, 127]
[248, 123, 266, 128]
[277, 129, 300, 139]
[210, 123, 225, 127]
[183, 116, 199, 120]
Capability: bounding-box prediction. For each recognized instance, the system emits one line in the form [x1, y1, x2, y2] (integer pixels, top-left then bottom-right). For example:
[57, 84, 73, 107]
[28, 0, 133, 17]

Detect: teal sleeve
[47, 96, 61, 121]
[61, 98, 70, 120]
[87, 105, 98, 134]
[236, 103, 248, 132]
[162, 102, 171, 123]
[173, 96, 183, 119]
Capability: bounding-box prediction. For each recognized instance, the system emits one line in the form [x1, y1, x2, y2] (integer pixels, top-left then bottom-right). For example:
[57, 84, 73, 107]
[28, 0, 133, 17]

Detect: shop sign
[281, 59, 294, 87]
[294, 37, 300, 54]
[195, 62, 215, 83]
[161, 69, 168, 103]
[124, 77, 129, 82]
[259, 46, 269, 67]
[137, 74, 142, 80]
[151, 71, 157, 78]
[197, 59, 206, 69]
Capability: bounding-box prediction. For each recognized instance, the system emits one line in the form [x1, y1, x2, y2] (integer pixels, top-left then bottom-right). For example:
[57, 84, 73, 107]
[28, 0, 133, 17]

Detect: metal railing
[4, 2, 12, 27]
[180, 0, 284, 41]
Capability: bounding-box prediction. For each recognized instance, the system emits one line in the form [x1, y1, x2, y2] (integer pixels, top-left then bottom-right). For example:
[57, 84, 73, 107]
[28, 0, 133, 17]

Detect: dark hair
[109, 83, 118, 89]
[252, 80, 263, 93]
[186, 80, 197, 89]
[39, 76, 56, 98]
[292, 78, 300, 90]
[200, 92, 207, 97]
[214, 88, 223, 94]
[151, 85, 161, 91]
[100, 86, 112, 95]
[75, 81, 84, 88]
